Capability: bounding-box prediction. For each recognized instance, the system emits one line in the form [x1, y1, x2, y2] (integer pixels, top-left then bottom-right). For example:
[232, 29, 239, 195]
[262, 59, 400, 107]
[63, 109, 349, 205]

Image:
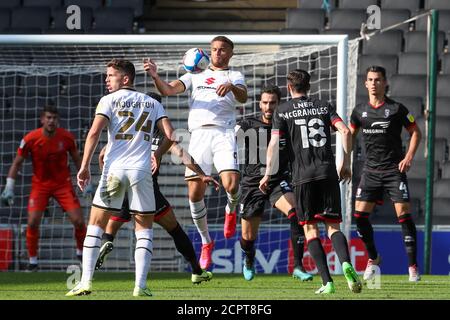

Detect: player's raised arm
[259, 133, 280, 194]
[143, 58, 185, 96]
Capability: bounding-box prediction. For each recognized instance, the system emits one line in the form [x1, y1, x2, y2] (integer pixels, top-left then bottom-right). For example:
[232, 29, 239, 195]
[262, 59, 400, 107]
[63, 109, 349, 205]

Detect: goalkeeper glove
[1, 178, 15, 206]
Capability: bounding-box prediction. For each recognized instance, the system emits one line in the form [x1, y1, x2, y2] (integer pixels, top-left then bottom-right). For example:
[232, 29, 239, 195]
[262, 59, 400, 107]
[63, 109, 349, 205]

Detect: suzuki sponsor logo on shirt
[205, 77, 215, 85]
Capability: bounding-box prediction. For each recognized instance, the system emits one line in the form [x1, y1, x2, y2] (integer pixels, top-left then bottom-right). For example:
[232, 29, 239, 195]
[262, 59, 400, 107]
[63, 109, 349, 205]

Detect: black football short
[295, 178, 342, 225]
[110, 178, 171, 223]
[239, 177, 293, 219]
[355, 168, 410, 203]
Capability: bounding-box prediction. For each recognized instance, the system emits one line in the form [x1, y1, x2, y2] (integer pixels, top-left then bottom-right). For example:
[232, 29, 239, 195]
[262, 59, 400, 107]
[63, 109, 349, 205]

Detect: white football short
[93, 169, 155, 214]
[185, 126, 239, 179]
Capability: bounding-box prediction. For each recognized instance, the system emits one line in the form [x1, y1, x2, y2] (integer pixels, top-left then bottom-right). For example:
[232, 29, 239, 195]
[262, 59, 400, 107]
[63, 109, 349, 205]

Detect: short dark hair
[107, 58, 135, 84]
[287, 69, 310, 93]
[366, 65, 386, 80]
[211, 36, 234, 49]
[146, 91, 162, 103]
[260, 85, 282, 102]
[41, 105, 58, 116]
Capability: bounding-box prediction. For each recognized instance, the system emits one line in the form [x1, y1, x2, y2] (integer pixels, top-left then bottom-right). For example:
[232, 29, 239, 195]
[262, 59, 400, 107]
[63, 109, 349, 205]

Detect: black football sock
[287, 208, 305, 268]
[102, 233, 115, 243]
[240, 238, 256, 267]
[355, 211, 378, 260]
[399, 214, 418, 266]
[307, 238, 332, 285]
[168, 223, 203, 275]
[330, 231, 351, 264]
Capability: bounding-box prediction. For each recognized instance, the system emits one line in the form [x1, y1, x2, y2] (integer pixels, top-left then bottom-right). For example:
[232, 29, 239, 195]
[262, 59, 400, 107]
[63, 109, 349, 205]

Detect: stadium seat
[107, 0, 144, 18]
[339, 0, 377, 10]
[389, 96, 423, 117]
[398, 52, 427, 75]
[441, 53, 450, 74]
[437, 75, 450, 97]
[329, 9, 366, 30]
[10, 7, 51, 32]
[414, 137, 448, 163]
[52, 6, 93, 31]
[362, 30, 403, 55]
[358, 54, 397, 77]
[408, 178, 426, 201]
[380, 9, 411, 32]
[297, 0, 336, 9]
[0, 0, 21, 9]
[436, 97, 450, 116]
[404, 31, 445, 53]
[417, 115, 450, 142]
[442, 161, 450, 178]
[23, 0, 62, 9]
[415, 10, 450, 32]
[0, 9, 10, 32]
[434, 179, 450, 198]
[389, 74, 426, 97]
[432, 198, 450, 218]
[285, 9, 326, 31]
[435, 117, 450, 141]
[380, 0, 420, 13]
[425, 0, 450, 10]
[63, 0, 103, 11]
[279, 28, 319, 34]
[407, 160, 439, 179]
[93, 8, 134, 33]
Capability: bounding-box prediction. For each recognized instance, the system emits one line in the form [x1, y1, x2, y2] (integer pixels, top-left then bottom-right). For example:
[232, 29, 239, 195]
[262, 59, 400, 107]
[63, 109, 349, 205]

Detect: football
[182, 48, 210, 73]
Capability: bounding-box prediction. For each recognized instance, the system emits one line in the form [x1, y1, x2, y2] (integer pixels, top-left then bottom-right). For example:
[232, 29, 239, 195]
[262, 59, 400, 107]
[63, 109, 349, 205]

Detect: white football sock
[225, 186, 241, 214]
[80, 225, 103, 284]
[135, 229, 153, 289]
[189, 199, 211, 244]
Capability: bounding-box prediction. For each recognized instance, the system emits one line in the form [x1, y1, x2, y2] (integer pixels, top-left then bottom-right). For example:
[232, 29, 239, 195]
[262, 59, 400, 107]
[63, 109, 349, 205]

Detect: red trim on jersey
[287, 212, 296, 219]
[331, 118, 343, 126]
[406, 122, 417, 131]
[368, 101, 386, 109]
[154, 206, 172, 222]
[271, 129, 282, 135]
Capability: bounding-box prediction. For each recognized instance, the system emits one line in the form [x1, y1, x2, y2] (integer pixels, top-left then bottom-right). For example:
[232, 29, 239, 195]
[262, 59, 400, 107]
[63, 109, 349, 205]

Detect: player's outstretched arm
[0, 155, 25, 206]
[399, 125, 422, 173]
[335, 121, 352, 182]
[259, 133, 280, 194]
[143, 58, 185, 97]
[78, 115, 108, 191]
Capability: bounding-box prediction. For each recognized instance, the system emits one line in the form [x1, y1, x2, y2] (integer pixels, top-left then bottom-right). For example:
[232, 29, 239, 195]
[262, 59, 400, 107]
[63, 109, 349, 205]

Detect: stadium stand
[380, 0, 420, 12]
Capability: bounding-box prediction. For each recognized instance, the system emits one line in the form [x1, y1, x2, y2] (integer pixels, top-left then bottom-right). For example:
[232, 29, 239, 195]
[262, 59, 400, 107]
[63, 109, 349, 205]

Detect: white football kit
[92, 88, 167, 213]
[179, 68, 246, 178]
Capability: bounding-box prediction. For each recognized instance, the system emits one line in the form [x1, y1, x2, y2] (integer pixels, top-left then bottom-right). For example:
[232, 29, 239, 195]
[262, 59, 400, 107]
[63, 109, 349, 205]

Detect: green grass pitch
[0, 272, 449, 300]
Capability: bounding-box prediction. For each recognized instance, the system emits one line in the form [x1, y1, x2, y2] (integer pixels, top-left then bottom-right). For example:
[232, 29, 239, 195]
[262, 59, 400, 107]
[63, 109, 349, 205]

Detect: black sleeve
[350, 105, 361, 129]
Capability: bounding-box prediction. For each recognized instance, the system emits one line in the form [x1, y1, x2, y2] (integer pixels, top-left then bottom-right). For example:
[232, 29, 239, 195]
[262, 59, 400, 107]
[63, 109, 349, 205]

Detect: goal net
[0, 35, 359, 273]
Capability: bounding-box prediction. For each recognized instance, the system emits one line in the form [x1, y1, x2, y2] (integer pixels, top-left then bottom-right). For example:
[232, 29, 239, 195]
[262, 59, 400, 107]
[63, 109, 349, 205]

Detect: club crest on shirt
[384, 109, 390, 118]
[362, 112, 368, 118]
